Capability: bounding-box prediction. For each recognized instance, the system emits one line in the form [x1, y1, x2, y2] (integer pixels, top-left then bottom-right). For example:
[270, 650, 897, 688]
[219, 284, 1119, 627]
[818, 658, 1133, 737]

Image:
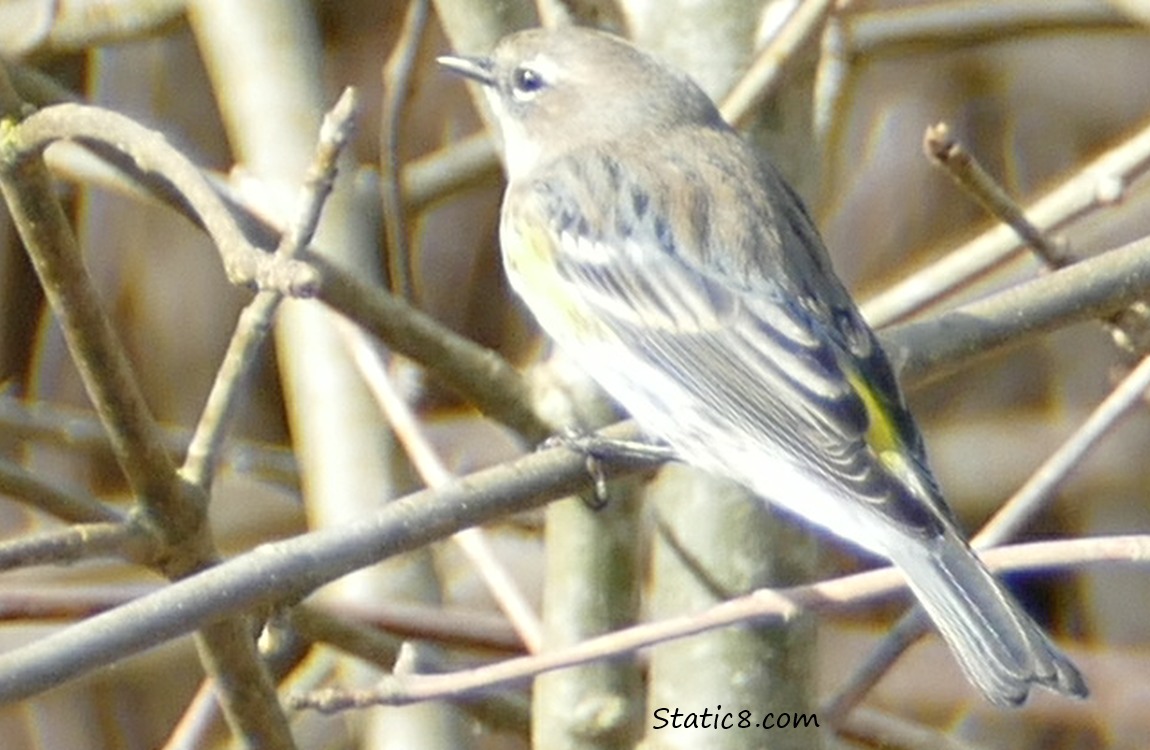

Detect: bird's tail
[888, 533, 1087, 706]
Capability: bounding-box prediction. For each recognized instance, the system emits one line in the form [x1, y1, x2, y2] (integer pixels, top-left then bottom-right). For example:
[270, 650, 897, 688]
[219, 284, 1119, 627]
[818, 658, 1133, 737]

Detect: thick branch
[883, 234, 1150, 385]
[0, 423, 646, 703]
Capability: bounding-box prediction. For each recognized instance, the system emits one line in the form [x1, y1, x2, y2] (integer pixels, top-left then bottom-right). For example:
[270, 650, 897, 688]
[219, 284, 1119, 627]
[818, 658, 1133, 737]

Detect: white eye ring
[510, 65, 546, 100]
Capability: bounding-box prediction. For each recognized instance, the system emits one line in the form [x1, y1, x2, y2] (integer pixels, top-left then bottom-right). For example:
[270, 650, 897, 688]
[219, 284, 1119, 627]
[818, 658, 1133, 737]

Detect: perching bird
[439, 26, 1087, 706]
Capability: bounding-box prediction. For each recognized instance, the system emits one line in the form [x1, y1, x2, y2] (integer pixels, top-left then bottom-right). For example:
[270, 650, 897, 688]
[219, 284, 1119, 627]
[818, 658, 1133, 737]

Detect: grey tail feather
[889, 533, 1088, 706]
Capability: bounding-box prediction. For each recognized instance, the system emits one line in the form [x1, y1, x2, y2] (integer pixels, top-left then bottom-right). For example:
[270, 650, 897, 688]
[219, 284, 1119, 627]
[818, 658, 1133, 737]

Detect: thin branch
[0, 82, 202, 538]
[0, 414, 1125, 713]
[0, 523, 146, 572]
[401, 131, 501, 212]
[0, 584, 159, 621]
[161, 679, 224, 750]
[0, 412, 1132, 709]
[846, 0, 1131, 57]
[8, 103, 318, 295]
[307, 598, 522, 653]
[380, 0, 429, 301]
[14, 100, 545, 443]
[923, 122, 1074, 268]
[309, 253, 551, 441]
[337, 319, 543, 652]
[38, 110, 500, 220]
[7, 97, 546, 443]
[821, 609, 925, 725]
[837, 706, 990, 750]
[720, 0, 837, 128]
[290, 535, 1144, 711]
[924, 121, 1150, 359]
[288, 607, 531, 734]
[0, 455, 125, 524]
[45, 130, 543, 444]
[883, 233, 1150, 386]
[3, 60, 296, 749]
[976, 352, 1150, 548]
[1, 216, 1146, 699]
[863, 114, 1150, 327]
[4, 0, 187, 55]
[181, 88, 358, 490]
[0, 395, 299, 491]
[173, 71, 362, 750]
[193, 620, 295, 750]
[289, 606, 406, 666]
[167, 607, 313, 750]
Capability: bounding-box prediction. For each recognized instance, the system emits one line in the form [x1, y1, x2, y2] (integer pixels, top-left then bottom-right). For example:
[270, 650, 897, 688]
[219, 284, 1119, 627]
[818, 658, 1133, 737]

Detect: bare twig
[818, 0, 1131, 165]
[290, 535, 1144, 711]
[846, 0, 1129, 56]
[821, 609, 925, 725]
[338, 320, 544, 651]
[720, 0, 837, 128]
[192, 620, 295, 750]
[161, 680, 224, 750]
[401, 131, 501, 212]
[0, 395, 299, 490]
[182, 88, 359, 490]
[0, 404, 1129, 713]
[977, 353, 1150, 547]
[0, 523, 145, 571]
[2, 58, 297, 750]
[0, 454, 125, 524]
[1, 0, 186, 56]
[9, 104, 318, 296]
[924, 122, 1074, 268]
[287, 607, 531, 733]
[380, 0, 429, 301]
[37, 99, 500, 216]
[304, 598, 521, 653]
[0, 584, 159, 621]
[837, 706, 989, 750]
[863, 115, 1150, 327]
[6, 104, 546, 443]
[177, 81, 360, 750]
[924, 122, 1150, 360]
[32, 120, 541, 442]
[884, 234, 1150, 386]
[309, 254, 551, 441]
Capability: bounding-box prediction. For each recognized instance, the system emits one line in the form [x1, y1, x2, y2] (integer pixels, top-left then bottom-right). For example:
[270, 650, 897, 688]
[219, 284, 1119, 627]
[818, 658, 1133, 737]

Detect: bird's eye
[510, 66, 546, 99]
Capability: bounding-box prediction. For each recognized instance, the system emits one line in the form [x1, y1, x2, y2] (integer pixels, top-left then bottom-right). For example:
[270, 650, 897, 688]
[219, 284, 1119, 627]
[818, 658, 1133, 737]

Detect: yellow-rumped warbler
[439, 27, 1086, 706]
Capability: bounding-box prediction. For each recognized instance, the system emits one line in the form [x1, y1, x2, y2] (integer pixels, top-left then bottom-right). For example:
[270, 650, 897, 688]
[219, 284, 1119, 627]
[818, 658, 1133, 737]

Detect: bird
[438, 25, 1087, 706]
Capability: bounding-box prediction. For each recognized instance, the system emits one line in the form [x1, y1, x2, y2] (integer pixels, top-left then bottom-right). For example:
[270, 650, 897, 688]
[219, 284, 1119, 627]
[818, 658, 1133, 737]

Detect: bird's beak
[437, 54, 496, 87]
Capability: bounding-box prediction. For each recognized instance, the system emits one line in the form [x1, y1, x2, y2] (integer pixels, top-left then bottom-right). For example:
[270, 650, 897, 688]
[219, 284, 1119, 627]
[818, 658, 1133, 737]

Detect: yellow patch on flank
[845, 369, 901, 460]
[503, 221, 603, 341]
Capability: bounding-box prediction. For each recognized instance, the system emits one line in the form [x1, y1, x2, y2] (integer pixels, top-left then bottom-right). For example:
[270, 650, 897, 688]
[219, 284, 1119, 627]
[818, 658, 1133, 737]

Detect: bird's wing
[504, 143, 951, 536]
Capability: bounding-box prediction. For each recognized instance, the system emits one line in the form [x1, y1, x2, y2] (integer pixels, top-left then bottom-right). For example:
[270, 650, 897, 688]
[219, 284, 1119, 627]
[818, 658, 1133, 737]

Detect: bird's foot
[542, 429, 677, 508]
